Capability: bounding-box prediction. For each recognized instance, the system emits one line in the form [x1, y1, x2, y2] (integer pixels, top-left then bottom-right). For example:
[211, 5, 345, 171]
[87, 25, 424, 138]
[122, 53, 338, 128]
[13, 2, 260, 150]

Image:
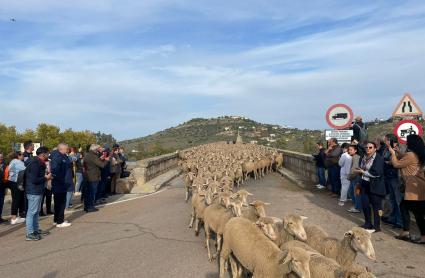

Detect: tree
[36, 123, 61, 149]
[0, 124, 18, 155]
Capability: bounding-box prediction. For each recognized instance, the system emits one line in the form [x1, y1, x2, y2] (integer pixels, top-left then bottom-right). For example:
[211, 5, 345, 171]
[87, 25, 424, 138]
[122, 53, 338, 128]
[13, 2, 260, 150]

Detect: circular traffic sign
[325, 104, 354, 129]
[394, 119, 423, 144]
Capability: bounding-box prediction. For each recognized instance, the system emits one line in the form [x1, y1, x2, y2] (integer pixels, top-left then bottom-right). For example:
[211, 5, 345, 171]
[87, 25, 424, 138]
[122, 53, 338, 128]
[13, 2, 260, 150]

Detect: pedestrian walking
[338, 143, 352, 206]
[25, 146, 52, 241]
[347, 145, 362, 213]
[354, 142, 386, 232]
[8, 151, 27, 224]
[391, 135, 425, 244]
[313, 142, 327, 190]
[83, 144, 109, 213]
[50, 143, 73, 228]
[326, 138, 342, 195]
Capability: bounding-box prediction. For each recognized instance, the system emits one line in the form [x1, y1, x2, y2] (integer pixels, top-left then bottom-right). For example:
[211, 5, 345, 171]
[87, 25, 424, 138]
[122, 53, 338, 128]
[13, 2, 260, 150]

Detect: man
[118, 146, 127, 178]
[23, 140, 34, 166]
[84, 144, 109, 213]
[0, 153, 7, 223]
[25, 146, 52, 241]
[50, 143, 73, 228]
[312, 142, 326, 190]
[326, 138, 342, 195]
[352, 116, 368, 144]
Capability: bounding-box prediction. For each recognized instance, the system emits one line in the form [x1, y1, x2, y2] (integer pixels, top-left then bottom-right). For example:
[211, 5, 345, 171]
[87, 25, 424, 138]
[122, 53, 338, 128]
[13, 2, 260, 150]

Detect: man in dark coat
[25, 146, 51, 241]
[84, 144, 109, 212]
[50, 143, 73, 227]
[23, 140, 34, 166]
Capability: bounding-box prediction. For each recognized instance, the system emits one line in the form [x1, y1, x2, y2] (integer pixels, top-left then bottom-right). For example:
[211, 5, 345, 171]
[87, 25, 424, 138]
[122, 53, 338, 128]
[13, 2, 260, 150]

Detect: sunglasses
[366, 146, 375, 149]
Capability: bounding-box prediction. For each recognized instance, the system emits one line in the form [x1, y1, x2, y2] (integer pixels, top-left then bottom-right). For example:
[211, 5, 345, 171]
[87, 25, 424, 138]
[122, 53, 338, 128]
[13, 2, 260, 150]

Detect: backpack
[355, 123, 368, 143]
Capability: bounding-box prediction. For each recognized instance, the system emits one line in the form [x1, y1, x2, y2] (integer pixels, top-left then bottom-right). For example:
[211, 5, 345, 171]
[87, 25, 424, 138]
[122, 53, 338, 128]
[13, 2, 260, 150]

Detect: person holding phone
[390, 134, 425, 244]
[381, 134, 403, 228]
[353, 142, 386, 232]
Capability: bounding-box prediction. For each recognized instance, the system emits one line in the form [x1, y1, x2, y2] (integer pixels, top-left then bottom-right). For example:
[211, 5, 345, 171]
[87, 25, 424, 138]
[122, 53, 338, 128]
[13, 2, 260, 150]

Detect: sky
[0, 0, 424, 140]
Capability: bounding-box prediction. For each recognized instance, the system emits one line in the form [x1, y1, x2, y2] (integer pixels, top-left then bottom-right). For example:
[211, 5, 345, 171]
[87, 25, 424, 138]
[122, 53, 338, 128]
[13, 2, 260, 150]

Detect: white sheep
[219, 217, 311, 278]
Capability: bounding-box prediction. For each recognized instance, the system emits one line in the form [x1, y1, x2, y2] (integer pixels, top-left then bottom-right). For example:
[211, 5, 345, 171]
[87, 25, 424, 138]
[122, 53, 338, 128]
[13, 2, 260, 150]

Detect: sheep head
[255, 217, 278, 241]
[233, 189, 253, 207]
[249, 200, 270, 218]
[229, 198, 243, 217]
[283, 214, 308, 242]
[219, 192, 232, 209]
[345, 227, 376, 261]
[278, 247, 311, 278]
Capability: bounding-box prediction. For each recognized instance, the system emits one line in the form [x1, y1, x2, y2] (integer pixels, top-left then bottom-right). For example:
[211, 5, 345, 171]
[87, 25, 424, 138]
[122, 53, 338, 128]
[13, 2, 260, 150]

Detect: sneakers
[10, 217, 26, 225]
[347, 207, 361, 213]
[35, 229, 50, 236]
[56, 222, 72, 228]
[316, 184, 326, 189]
[26, 233, 42, 241]
[338, 201, 345, 206]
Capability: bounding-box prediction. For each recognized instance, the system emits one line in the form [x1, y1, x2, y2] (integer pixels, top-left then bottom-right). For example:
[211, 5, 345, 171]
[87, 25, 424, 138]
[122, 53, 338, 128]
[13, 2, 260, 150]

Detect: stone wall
[133, 152, 180, 184]
[274, 149, 318, 184]
[118, 152, 181, 194]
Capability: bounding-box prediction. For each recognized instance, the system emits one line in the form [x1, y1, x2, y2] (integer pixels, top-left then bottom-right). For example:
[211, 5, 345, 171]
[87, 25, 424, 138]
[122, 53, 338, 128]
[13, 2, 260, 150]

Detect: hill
[120, 116, 425, 160]
[120, 116, 322, 159]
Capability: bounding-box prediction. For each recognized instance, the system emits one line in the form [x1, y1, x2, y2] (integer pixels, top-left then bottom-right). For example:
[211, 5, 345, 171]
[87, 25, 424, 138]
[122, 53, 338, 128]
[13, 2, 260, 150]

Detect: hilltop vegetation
[121, 116, 323, 160]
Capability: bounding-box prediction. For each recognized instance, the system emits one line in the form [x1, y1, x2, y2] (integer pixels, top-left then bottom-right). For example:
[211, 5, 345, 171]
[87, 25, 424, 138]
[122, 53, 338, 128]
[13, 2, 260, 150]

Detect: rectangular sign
[325, 130, 353, 142]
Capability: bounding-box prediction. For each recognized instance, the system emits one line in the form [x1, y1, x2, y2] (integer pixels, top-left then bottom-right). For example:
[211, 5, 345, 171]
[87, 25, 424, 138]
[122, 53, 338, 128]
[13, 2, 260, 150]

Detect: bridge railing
[275, 149, 318, 184]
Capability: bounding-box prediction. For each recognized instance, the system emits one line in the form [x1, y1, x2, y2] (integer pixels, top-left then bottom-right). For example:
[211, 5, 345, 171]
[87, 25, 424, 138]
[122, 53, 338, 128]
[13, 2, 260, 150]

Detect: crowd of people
[313, 116, 425, 244]
[0, 141, 127, 241]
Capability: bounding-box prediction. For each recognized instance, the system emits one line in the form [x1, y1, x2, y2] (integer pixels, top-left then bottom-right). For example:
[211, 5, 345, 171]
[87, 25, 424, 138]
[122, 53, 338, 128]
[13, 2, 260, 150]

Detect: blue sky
[0, 0, 424, 140]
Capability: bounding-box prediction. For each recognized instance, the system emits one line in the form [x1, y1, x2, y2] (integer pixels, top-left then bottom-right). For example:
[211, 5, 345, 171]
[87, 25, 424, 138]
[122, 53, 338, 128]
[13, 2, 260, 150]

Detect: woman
[8, 151, 26, 225]
[354, 142, 386, 232]
[390, 135, 425, 244]
[347, 144, 362, 213]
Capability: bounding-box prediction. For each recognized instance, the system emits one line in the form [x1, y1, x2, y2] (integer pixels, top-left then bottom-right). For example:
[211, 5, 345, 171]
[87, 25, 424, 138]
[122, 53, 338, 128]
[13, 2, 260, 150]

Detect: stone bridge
[0, 146, 424, 278]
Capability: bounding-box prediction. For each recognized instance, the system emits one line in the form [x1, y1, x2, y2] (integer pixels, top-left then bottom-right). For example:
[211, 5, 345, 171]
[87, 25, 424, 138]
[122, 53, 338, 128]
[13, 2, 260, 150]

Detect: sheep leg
[213, 234, 222, 260]
[194, 218, 200, 236]
[219, 255, 227, 278]
[229, 255, 239, 278]
[205, 224, 213, 262]
[185, 187, 189, 203]
[188, 209, 195, 228]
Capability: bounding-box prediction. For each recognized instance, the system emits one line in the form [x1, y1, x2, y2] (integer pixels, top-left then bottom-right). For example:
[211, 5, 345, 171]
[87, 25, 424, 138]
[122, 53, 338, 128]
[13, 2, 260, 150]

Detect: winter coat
[25, 157, 46, 195]
[84, 151, 107, 182]
[50, 150, 74, 193]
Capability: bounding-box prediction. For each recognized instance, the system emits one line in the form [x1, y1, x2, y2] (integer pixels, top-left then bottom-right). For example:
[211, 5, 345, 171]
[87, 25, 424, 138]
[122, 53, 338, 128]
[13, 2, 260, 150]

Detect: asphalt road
[0, 173, 424, 278]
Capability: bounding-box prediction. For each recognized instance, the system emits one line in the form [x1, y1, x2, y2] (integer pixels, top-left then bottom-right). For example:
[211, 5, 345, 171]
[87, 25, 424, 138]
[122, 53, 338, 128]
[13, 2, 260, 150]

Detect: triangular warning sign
[392, 93, 423, 118]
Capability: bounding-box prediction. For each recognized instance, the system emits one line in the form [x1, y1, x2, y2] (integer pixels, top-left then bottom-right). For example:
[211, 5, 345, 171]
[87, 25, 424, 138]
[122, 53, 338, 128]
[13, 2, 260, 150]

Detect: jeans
[76, 172, 83, 192]
[26, 194, 43, 235]
[66, 191, 73, 208]
[348, 178, 362, 210]
[328, 165, 341, 194]
[84, 181, 98, 210]
[386, 177, 403, 226]
[316, 167, 326, 186]
[53, 193, 67, 224]
[96, 179, 106, 200]
[340, 176, 350, 202]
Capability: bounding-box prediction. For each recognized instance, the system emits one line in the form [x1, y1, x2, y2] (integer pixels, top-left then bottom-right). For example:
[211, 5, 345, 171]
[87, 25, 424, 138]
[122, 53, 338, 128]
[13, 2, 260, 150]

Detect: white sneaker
[338, 201, 345, 206]
[315, 184, 322, 188]
[10, 217, 25, 225]
[317, 185, 326, 190]
[56, 222, 72, 228]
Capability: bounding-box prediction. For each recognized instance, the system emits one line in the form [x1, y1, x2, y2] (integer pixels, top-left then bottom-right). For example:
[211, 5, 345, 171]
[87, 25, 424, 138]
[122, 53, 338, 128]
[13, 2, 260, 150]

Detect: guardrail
[273, 149, 318, 184]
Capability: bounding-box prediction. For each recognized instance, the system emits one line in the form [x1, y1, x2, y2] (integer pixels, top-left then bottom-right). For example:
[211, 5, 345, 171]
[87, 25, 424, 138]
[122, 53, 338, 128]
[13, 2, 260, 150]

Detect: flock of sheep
[179, 142, 377, 278]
